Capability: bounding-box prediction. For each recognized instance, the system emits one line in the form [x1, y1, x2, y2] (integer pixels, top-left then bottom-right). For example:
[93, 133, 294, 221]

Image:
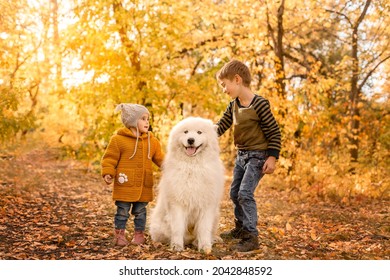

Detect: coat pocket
[144, 169, 154, 188]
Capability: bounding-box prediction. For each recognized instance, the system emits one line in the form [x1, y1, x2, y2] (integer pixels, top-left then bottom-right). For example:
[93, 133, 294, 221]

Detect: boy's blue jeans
[230, 150, 267, 236]
[114, 201, 148, 231]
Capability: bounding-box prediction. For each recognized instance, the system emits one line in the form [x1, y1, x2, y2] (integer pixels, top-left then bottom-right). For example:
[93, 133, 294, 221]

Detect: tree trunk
[349, 0, 372, 163]
[275, 0, 286, 100]
[50, 0, 64, 94]
[112, 0, 148, 103]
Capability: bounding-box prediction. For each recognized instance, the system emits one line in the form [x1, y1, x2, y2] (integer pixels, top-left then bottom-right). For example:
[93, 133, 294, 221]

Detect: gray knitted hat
[115, 103, 149, 128]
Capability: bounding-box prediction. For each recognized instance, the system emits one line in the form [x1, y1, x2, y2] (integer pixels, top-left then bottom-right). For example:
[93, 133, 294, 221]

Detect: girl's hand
[103, 174, 113, 185]
[262, 156, 276, 174]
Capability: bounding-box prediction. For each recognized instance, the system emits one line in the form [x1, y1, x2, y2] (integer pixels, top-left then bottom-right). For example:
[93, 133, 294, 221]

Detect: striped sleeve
[253, 97, 281, 158]
[216, 100, 234, 137]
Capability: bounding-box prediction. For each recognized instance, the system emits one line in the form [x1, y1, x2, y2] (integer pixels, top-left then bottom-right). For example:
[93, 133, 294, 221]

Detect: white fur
[149, 117, 225, 253]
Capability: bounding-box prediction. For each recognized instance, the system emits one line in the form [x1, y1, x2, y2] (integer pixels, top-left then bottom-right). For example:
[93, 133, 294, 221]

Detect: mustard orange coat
[101, 128, 164, 202]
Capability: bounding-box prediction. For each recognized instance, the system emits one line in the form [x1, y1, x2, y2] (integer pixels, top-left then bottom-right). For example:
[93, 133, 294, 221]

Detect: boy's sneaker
[220, 227, 244, 239]
[220, 220, 244, 239]
[232, 232, 259, 252]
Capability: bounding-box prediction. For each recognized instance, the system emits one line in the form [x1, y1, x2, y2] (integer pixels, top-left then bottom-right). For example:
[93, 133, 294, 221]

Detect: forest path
[0, 147, 388, 260]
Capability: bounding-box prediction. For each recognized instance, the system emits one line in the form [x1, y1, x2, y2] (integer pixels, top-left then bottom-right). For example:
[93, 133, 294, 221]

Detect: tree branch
[325, 9, 352, 27]
[358, 54, 390, 92]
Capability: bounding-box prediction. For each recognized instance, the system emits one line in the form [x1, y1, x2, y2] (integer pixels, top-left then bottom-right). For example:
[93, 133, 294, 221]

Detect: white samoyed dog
[149, 117, 225, 253]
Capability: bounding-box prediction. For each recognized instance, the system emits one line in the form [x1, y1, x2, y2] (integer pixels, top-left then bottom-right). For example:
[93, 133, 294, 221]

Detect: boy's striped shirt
[217, 95, 281, 158]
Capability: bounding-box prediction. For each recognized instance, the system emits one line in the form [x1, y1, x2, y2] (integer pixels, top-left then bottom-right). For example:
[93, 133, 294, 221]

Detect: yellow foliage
[1, 0, 389, 202]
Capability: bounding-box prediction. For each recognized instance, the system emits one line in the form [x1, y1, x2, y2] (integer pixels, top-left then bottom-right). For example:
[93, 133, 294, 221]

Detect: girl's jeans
[230, 150, 267, 236]
[114, 201, 148, 231]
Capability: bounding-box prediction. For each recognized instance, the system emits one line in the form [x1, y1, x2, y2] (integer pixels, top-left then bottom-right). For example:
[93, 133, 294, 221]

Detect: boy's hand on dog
[103, 174, 113, 185]
[263, 157, 276, 174]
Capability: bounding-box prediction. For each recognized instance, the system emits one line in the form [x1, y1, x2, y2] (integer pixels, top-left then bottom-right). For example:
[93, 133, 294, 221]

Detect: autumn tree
[0, 0, 52, 141]
[1, 0, 388, 199]
[324, 0, 390, 165]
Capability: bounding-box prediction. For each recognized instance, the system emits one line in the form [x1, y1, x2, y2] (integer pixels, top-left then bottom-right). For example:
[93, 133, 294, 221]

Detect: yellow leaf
[310, 229, 317, 240]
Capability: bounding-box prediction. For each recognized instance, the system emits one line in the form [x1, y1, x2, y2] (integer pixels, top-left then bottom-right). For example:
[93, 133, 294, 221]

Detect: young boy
[101, 103, 164, 246]
[215, 59, 281, 252]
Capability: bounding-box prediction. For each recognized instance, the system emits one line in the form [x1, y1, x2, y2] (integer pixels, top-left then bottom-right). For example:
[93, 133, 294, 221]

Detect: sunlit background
[1, 0, 389, 200]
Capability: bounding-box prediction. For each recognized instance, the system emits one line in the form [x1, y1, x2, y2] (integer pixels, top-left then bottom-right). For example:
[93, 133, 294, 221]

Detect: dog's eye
[184, 130, 188, 134]
[197, 131, 202, 134]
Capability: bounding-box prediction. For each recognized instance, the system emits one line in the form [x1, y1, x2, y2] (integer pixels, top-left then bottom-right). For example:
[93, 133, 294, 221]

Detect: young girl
[101, 104, 164, 246]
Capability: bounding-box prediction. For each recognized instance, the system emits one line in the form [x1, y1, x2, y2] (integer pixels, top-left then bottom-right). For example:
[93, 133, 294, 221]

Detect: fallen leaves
[0, 147, 389, 260]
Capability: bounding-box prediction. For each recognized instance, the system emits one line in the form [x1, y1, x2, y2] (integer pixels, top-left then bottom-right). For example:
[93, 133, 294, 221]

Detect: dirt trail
[0, 148, 388, 260]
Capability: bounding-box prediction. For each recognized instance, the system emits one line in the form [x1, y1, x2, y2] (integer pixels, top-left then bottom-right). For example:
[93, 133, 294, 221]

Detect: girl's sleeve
[101, 136, 120, 177]
[152, 139, 165, 168]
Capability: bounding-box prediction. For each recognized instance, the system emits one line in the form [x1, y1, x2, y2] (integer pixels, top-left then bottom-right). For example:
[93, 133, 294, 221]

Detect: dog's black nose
[187, 138, 195, 145]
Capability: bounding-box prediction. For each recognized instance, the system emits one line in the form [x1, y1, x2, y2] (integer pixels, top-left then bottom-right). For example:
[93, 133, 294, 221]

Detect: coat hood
[116, 127, 153, 159]
[116, 127, 152, 138]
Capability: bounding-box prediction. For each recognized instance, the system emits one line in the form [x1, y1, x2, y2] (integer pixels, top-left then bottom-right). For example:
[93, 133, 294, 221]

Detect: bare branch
[354, 0, 372, 30]
[325, 9, 352, 27]
[358, 54, 390, 92]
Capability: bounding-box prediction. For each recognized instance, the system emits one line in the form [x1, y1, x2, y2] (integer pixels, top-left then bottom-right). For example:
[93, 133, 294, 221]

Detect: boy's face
[137, 113, 150, 133]
[218, 75, 241, 99]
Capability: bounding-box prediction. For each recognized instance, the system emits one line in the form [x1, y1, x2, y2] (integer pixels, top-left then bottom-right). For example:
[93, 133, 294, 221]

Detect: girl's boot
[131, 230, 145, 245]
[113, 229, 129, 246]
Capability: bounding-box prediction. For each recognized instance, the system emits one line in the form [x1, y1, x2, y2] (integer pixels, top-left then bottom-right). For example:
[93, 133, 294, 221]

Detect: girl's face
[137, 113, 150, 134]
[218, 75, 241, 99]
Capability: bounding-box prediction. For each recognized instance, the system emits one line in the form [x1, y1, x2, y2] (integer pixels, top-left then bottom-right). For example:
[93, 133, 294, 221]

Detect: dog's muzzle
[185, 138, 202, 156]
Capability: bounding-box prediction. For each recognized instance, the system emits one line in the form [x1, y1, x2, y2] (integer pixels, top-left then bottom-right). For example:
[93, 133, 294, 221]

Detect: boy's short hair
[216, 59, 251, 87]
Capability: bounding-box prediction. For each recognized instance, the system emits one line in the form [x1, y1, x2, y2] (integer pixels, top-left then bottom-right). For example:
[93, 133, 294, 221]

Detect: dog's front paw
[170, 243, 184, 252]
[198, 240, 212, 254]
[213, 235, 223, 243]
[199, 245, 212, 255]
